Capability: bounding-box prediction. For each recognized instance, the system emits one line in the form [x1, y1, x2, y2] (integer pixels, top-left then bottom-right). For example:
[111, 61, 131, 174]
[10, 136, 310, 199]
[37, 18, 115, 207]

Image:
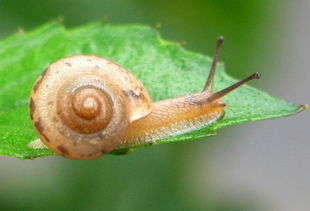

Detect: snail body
[30, 37, 260, 159]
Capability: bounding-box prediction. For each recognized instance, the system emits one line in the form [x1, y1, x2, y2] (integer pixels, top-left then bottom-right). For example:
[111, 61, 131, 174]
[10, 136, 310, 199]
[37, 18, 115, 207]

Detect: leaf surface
[0, 22, 305, 159]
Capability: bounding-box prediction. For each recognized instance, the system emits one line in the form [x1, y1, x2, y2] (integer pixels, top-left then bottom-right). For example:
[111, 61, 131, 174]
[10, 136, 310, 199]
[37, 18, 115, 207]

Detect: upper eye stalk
[203, 36, 261, 102]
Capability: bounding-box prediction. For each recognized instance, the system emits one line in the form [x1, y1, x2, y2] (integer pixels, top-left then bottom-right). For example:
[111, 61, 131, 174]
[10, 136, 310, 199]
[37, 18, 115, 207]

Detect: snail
[29, 36, 260, 160]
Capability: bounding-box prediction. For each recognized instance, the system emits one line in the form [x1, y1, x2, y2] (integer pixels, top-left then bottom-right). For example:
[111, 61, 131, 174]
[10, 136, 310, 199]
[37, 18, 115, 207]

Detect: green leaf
[0, 21, 306, 159]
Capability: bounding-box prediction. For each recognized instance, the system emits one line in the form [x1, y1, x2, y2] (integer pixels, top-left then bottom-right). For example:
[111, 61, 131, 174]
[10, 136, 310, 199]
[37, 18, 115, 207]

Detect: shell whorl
[30, 55, 153, 159]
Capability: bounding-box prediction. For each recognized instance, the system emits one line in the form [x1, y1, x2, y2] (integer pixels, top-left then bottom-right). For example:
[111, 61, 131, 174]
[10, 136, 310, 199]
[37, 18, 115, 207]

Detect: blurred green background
[0, 0, 308, 211]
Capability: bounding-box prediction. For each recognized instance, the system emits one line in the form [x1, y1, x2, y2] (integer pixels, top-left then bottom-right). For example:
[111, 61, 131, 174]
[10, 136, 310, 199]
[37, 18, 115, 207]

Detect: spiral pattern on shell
[30, 55, 153, 159]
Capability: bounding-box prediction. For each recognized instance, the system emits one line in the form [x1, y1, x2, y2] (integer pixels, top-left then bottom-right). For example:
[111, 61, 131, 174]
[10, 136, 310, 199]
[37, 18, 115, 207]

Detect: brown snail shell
[30, 55, 153, 159]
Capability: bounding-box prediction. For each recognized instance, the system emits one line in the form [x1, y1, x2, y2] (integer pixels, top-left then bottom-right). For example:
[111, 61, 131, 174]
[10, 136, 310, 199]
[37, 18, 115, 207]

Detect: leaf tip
[154, 22, 161, 29]
[16, 27, 25, 34]
[301, 104, 309, 111]
[100, 17, 109, 24]
[293, 104, 308, 115]
[56, 16, 64, 23]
